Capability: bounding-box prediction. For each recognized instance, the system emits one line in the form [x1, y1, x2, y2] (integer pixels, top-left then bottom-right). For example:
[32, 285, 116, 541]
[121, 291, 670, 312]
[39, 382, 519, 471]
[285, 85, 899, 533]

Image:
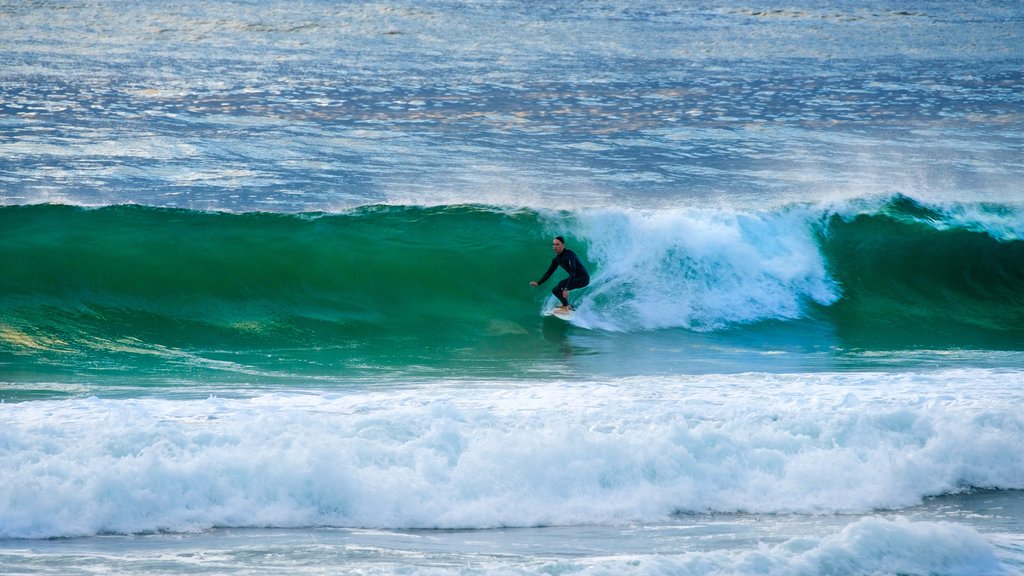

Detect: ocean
[1, 1, 1022, 574]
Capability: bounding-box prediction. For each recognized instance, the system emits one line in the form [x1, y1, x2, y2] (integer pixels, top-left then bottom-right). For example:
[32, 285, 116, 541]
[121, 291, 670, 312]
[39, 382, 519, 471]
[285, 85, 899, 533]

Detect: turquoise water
[2, 1, 1023, 574]
[3, 198, 1023, 395]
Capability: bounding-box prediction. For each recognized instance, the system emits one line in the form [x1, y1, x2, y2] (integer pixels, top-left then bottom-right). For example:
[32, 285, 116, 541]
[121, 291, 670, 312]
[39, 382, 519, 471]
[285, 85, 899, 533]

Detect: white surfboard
[543, 307, 575, 321]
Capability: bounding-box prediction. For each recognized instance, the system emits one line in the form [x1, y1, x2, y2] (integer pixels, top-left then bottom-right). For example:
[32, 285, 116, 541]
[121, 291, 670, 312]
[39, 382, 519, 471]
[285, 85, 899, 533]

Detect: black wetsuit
[536, 248, 590, 307]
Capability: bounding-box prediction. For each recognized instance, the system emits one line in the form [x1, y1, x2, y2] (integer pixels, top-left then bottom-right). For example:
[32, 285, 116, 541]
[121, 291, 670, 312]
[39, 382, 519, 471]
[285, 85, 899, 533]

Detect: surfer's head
[552, 236, 565, 254]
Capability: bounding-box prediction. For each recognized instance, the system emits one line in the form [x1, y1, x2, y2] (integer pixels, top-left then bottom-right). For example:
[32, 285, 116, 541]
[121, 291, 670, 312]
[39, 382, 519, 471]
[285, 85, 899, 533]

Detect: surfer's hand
[530, 281, 538, 287]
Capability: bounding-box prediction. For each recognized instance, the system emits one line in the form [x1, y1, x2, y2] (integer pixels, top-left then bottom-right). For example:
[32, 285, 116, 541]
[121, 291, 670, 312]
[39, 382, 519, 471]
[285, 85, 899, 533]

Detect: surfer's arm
[536, 259, 559, 285]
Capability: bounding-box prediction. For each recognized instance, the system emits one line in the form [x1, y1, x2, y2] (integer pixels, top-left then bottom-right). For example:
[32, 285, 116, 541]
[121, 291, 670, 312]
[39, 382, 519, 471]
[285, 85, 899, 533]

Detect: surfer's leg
[569, 277, 590, 290]
[556, 277, 589, 309]
[552, 279, 570, 307]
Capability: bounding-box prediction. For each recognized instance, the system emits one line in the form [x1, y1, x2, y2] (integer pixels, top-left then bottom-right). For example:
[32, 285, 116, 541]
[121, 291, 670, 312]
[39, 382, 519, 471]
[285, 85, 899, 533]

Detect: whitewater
[2, 0, 1023, 574]
[4, 370, 1023, 535]
[3, 371, 1022, 574]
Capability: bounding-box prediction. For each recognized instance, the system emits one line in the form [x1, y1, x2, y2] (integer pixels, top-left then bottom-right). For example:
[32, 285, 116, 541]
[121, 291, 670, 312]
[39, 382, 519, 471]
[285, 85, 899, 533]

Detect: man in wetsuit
[530, 236, 590, 313]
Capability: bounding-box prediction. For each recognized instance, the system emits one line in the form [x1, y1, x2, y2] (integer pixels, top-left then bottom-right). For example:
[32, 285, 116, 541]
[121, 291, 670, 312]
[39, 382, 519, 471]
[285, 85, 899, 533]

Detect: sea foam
[567, 206, 839, 332]
[2, 369, 1021, 538]
[540, 518, 1009, 576]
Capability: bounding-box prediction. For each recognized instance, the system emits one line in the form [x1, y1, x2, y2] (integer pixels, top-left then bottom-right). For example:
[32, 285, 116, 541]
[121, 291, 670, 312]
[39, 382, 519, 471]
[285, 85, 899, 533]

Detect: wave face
[2, 197, 1023, 381]
[0, 203, 549, 380]
[820, 195, 1024, 347]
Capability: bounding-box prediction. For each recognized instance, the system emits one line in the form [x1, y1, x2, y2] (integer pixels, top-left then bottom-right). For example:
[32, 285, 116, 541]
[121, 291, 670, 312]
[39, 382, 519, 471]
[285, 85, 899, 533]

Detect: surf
[820, 195, 1024, 347]
[2, 195, 1023, 384]
[1, 370, 1021, 538]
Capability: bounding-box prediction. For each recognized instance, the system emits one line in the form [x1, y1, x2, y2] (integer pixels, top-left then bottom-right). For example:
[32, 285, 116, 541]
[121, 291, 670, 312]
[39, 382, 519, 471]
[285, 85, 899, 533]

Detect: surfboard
[543, 307, 575, 321]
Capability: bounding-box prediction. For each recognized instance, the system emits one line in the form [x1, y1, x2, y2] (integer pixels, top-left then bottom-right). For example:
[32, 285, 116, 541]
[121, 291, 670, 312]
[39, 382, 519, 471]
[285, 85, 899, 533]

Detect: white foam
[821, 192, 1024, 242]
[540, 517, 1009, 576]
[1, 369, 1021, 538]
[927, 200, 1024, 242]
[564, 206, 839, 331]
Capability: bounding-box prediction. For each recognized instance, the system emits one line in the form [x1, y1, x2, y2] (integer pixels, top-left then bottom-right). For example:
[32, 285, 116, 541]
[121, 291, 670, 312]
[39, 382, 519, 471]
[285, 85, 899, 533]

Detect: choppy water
[2, 1, 1023, 574]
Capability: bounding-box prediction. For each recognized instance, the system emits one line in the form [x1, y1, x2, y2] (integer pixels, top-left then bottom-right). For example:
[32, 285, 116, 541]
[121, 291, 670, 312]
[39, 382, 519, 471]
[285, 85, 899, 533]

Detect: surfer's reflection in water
[530, 236, 590, 314]
[541, 314, 574, 359]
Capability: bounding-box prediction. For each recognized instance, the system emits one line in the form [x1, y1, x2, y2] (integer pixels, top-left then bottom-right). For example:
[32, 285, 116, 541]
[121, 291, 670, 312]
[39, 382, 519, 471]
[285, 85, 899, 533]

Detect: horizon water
[2, 1, 1023, 574]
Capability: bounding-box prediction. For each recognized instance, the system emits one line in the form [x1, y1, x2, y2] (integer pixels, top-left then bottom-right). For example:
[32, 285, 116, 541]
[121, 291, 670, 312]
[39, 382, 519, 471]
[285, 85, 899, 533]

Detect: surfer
[530, 236, 590, 313]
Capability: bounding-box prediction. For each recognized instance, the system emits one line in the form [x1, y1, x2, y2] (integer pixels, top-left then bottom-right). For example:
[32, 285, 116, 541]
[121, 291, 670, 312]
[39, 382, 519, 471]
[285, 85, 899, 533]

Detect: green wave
[2, 199, 1022, 384]
[0, 204, 557, 377]
[820, 202, 1024, 347]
